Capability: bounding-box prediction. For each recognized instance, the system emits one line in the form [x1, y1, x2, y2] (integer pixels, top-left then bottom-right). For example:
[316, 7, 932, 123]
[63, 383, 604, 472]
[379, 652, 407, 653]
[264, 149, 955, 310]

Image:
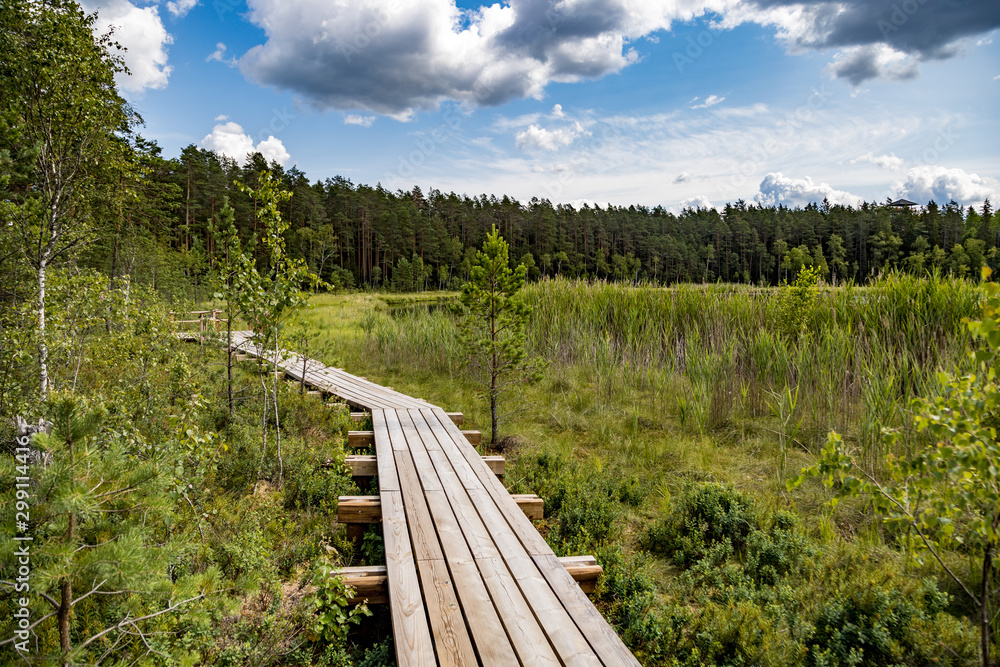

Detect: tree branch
[77, 593, 206, 651]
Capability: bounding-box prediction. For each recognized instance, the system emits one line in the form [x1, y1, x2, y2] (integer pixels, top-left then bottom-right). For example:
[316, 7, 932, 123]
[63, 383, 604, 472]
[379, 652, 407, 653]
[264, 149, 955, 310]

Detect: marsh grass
[280, 275, 985, 662]
[301, 274, 978, 482]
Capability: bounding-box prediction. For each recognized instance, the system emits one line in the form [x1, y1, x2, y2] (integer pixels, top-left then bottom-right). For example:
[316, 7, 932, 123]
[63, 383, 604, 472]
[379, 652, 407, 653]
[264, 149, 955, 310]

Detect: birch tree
[0, 0, 136, 398]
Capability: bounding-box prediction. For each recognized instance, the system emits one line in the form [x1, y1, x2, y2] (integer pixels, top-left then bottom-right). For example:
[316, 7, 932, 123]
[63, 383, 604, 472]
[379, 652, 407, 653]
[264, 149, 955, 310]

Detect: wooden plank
[348, 431, 374, 448]
[476, 556, 561, 666]
[407, 410, 444, 452]
[447, 558, 521, 665]
[395, 411, 443, 492]
[468, 488, 601, 665]
[510, 494, 544, 520]
[533, 553, 642, 667]
[337, 496, 383, 523]
[237, 338, 432, 410]
[482, 455, 505, 475]
[424, 491, 519, 665]
[416, 558, 479, 666]
[336, 557, 602, 604]
[334, 565, 389, 604]
[393, 450, 444, 563]
[338, 494, 542, 523]
[417, 425, 562, 664]
[346, 454, 377, 477]
[383, 409, 410, 453]
[392, 442, 476, 666]
[422, 417, 484, 490]
[421, 407, 605, 664]
[502, 555, 602, 666]
[425, 408, 554, 557]
[380, 491, 436, 667]
[371, 410, 400, 492]
[348, 430, 481, 448]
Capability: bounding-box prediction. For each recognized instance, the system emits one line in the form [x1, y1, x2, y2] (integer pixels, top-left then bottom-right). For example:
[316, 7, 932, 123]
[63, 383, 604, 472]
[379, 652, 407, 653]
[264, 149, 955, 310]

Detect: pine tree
[456, 226, 543, 446]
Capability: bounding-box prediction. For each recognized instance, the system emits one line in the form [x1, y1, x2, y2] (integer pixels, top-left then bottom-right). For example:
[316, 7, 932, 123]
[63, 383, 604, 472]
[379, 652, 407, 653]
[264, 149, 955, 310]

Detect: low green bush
[643, 482, 758, 566]
[509, 451, 645, 554]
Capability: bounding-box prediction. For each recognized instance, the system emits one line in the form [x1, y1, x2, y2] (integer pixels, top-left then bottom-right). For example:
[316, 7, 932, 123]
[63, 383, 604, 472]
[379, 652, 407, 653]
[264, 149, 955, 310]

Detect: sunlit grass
[294, 274, 979, 508]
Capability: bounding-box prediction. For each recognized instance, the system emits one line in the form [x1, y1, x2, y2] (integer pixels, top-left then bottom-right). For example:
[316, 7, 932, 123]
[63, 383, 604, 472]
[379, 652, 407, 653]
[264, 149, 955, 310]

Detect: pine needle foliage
[455, 225, 543, 445]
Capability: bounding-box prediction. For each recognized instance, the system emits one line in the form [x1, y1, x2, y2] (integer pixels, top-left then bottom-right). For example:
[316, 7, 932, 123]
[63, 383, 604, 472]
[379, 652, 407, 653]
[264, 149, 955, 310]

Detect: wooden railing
[169, 310, 227, 342]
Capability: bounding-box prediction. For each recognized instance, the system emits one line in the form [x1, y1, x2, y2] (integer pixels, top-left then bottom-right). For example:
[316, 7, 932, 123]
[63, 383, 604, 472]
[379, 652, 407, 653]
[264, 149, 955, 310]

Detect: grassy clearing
[295, 272, 987, 664]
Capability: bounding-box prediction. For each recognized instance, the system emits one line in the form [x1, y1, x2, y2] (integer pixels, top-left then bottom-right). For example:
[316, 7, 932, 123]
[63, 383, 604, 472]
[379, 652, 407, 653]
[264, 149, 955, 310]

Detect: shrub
[509, 452, 637, 554]
[309, 558, 372, 643]
[644, 483, 759, 566]
[744, 511, 815, 586]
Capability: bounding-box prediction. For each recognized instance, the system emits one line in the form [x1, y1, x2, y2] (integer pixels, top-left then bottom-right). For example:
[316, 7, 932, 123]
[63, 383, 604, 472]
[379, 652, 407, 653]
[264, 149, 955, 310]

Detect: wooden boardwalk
[226, 331, 641, 666]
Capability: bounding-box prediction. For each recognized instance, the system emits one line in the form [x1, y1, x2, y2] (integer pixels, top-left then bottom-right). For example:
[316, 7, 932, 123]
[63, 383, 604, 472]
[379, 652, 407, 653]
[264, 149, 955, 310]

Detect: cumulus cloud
[755, 172, 862, 207]
[827, 44, 918, 85]
[200, 121, 291, 166]
[852, 151, 903, 171]
[344, 114, 376, 128]
[690, 94, 725, 109]
[238, 0, 743, 116]
[681, 195, 715, 210]
[235, 0, 999, 114]
[165, 0, 198, 19]
[81, 0, 172, 94]
[896, 166, 999, 207]
[515, 121, 586, 152]
[207, 42, 237, 66]
[674, 172, 692, 184]
[724, 0, 999, 84]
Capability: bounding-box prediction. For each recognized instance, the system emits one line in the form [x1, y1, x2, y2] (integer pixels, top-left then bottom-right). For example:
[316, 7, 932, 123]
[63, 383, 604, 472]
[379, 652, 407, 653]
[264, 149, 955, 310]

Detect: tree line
[40, 140, 1000, 299]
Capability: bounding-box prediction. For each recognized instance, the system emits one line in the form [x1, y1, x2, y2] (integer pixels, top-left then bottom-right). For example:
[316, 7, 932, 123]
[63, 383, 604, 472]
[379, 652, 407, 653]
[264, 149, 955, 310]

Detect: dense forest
[40, 145, 999, 299]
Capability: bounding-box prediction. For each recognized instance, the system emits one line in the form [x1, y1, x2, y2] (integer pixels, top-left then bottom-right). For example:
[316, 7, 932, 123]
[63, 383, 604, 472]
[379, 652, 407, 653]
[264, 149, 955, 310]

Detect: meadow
[297, 272, 989, 665]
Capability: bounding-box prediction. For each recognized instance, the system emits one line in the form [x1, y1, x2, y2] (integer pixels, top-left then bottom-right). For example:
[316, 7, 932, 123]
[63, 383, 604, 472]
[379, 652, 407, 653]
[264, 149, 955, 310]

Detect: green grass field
[288, 273, 988, 665]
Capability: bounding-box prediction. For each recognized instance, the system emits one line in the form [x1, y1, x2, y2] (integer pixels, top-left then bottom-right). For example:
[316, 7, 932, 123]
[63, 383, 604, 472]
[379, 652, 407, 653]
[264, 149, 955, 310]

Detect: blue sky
[83, 0, 999, 210]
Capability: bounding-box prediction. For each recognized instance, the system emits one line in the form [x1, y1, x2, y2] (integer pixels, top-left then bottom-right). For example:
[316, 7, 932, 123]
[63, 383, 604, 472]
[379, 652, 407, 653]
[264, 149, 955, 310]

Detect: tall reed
[346, 273, 979, 469]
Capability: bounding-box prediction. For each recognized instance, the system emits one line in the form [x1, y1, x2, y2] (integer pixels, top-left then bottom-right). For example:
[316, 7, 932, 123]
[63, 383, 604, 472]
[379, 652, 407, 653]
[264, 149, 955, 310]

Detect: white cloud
[827, 44, 918, 86]
[712, 103, 768, 118]
[674, 172, 691, 184]
[165, 0, 198, 19]
[515, 122, 586, 152]
[200, 121, 291, 166]
[690, 94, 725, 109]
[380, 97, 949, 210]
[344, 114, 375, 128]
[207, 42, 236, 66]
[755, 172, 863, 208]
[214, 114, 229, 121]
[552, 104, 564, 118]
[81, 0, 172, 94]
[234, 0, 1000, 114]
[255, 136, 292, 166]
[238, 0, 741, 116]
[680, 195, 715, 210]
[896, 166, 999, 207]
[852, 152, 904, 171]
